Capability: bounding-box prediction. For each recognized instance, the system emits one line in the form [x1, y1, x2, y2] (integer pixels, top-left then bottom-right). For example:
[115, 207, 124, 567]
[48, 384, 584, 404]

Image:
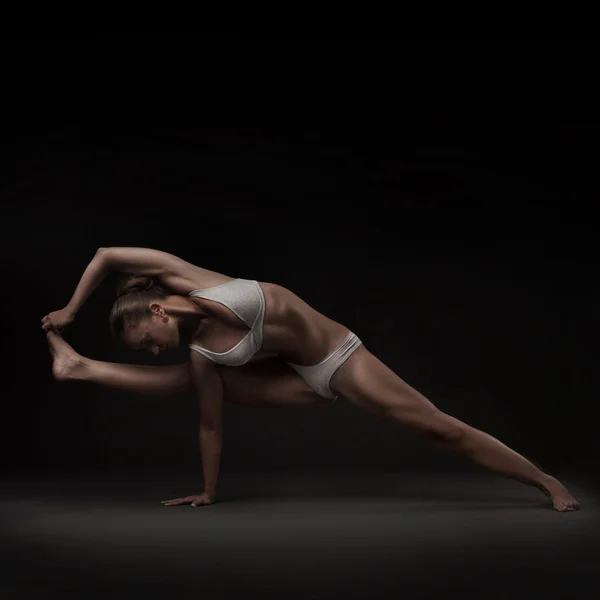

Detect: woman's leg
[330, 345, 580, 512]
[46, 330, 191, 395]
[45, 330, 329, 408]
[219, 358, 334, 408]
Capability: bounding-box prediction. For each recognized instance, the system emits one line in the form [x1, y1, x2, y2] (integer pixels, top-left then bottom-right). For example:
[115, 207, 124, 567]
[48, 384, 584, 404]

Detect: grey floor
[2, 472, 599, 600]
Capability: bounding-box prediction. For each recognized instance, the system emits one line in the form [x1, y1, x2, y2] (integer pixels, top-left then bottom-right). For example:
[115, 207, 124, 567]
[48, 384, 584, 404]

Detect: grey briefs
[287, 330, 363, 402]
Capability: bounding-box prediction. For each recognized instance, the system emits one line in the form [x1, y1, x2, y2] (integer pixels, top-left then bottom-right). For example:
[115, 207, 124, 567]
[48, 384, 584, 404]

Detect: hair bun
[116, 275, 155, 298]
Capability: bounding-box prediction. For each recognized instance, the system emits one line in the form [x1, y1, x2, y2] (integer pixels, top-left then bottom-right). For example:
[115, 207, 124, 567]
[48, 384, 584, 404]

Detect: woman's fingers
[161, 494, 212, 507]
[41, 311, 72, 332]
[41, 314, 59, 331]
[161, 497, 193, 506]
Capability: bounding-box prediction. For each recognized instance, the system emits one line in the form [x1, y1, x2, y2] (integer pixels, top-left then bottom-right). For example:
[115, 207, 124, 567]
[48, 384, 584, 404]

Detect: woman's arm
[100, 247, 219, 296]
[64, 249, 112, 317]
[189, 351, 223, 499]
[64, 247, 202, 317]
[98, 246, 191, 277]
[63, 246, 174, 316]
[43, 246, 206, 333]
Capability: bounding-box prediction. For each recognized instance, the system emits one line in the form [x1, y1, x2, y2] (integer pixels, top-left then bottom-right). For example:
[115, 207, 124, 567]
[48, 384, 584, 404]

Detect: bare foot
[542, 476, 581, 512]
[46, 330, 86, 382]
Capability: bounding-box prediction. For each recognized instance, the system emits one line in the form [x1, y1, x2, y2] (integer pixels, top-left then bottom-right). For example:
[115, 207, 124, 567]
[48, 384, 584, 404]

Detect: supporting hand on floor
[161, 492, 214, 507]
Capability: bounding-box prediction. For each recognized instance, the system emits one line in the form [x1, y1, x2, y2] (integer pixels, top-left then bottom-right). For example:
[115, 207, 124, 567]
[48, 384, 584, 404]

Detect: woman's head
[110, 275, 181, 355]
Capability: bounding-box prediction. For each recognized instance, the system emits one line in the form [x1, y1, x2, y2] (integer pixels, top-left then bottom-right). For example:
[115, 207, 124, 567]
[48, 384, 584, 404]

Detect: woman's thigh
[329, 345, 440, 424]
[217, 358, 333, 408]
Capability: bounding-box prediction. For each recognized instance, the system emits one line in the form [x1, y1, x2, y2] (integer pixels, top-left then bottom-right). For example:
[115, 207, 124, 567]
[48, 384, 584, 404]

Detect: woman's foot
[46, 330, 87, 382]
[541, 475, 581, 512]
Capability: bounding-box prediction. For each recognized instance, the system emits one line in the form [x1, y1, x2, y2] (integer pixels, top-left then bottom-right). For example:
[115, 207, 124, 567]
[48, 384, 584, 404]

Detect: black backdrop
[2, 59, 599, 481]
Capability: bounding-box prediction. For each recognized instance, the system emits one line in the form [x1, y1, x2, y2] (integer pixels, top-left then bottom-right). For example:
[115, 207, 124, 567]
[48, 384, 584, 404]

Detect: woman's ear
[149, 302, 165, 317]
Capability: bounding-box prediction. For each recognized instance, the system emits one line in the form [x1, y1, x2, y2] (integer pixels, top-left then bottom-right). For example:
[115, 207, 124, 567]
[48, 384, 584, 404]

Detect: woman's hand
[161, 492, 214, 507]
[41, 308, 75, 333]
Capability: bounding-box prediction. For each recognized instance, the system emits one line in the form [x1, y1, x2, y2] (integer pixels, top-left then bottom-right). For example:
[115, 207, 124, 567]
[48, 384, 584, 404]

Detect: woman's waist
[257, 282, 352, 364]
[261, 319, 350, 366]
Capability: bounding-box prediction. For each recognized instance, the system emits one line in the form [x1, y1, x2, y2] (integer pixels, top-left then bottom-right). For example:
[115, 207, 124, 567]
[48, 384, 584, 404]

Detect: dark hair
[110, 275, 169, 339]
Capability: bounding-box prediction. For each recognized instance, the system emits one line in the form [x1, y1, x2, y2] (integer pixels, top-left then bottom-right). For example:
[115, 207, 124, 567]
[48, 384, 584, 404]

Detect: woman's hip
[287, 330, 363, 401]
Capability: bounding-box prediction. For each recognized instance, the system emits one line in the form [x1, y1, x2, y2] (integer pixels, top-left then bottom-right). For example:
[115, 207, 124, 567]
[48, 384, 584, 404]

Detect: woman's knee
[390, 407, 465, 444]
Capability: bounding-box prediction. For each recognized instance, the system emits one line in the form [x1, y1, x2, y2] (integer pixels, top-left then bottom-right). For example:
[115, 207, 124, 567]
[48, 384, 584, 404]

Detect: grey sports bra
[188, 278, 268, 367]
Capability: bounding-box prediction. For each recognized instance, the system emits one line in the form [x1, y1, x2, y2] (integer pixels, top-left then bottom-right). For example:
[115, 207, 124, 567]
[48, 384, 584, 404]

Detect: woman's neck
[165, 295, 205, 342]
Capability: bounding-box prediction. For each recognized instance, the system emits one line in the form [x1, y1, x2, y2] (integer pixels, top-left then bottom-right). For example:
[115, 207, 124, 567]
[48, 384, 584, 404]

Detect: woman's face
[123, 313, 180, 355]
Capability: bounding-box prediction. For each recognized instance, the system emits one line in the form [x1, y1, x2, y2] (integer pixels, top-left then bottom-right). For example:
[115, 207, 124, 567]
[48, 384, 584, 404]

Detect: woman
[42, 247, 580, 511]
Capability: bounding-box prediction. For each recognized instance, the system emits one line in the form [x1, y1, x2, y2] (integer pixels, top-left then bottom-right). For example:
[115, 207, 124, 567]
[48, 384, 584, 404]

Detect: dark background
[2, 36, 599, 482]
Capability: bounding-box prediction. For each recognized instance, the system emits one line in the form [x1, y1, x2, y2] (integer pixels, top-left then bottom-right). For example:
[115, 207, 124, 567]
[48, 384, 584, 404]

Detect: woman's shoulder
[160, 266, 236, 297]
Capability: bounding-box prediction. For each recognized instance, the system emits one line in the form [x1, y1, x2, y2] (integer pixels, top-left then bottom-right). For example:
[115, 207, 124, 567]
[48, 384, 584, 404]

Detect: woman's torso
[164, 267, 348, 366]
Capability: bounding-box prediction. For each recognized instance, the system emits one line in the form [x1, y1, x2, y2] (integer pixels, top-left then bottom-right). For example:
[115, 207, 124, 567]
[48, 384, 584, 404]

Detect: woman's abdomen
[259, 282, 350, 366]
